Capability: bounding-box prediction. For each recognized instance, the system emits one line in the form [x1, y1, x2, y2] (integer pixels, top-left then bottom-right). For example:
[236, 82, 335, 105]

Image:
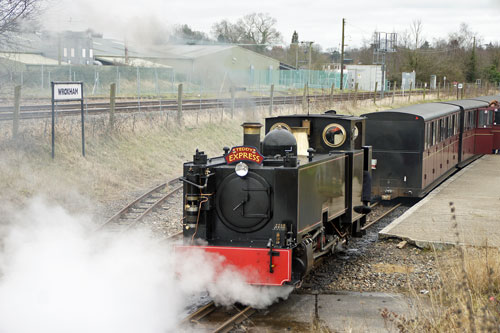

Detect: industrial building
[345, 64, 385, 91]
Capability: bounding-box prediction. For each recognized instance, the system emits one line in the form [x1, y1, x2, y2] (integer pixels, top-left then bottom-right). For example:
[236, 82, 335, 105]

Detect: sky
[40, 0, 500, 50]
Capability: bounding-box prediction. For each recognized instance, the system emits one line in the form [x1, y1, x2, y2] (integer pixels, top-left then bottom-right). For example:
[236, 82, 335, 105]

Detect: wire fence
[0, 61, 352, 100]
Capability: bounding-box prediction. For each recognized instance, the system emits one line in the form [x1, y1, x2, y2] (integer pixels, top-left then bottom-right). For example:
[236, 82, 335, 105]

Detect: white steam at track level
[0, 198, 292, 333]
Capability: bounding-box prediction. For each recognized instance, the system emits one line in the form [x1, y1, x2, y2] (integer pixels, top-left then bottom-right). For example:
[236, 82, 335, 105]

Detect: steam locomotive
[176, 113, 372, 286]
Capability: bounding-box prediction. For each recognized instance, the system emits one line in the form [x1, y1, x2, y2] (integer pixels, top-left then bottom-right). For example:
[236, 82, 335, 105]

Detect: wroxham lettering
[58, 88, 79, 95]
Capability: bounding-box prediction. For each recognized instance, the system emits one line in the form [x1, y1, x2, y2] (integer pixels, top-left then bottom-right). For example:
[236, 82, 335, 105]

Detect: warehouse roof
[92, 38, 144, 57]
[0, 52, 66, 65]
[95, 56, 172, 68]
[148, 44, 236, 59]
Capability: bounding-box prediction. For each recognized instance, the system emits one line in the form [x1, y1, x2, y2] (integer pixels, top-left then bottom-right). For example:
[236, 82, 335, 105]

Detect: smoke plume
[0, 198, 292, 333]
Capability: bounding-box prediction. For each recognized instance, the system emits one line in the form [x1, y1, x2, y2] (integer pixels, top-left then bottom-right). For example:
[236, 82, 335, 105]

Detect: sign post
[51, 82, 85, 158]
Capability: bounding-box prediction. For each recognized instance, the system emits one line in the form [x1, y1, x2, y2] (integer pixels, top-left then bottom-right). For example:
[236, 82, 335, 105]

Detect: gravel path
[298, 202, 439, 295]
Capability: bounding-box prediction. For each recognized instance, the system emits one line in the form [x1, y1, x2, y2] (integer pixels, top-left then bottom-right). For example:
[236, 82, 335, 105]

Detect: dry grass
[385, 204, 500, 332]
[0, 89, 493, 217]
[0, 111, 245, 216]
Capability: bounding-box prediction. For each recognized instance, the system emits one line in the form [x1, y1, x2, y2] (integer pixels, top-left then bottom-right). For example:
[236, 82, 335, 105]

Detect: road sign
[458, 83, 463, 89]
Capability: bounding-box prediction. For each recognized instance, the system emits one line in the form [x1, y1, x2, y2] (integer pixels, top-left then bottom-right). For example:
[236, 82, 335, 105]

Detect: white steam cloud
[0, 198, 292, 333]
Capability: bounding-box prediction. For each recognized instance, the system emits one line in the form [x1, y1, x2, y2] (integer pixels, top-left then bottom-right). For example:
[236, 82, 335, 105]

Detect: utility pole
[340, 18, 345, 91]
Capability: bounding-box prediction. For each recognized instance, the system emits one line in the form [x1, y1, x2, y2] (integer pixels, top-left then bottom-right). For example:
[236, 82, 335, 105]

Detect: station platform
[380, 155, 500, 248]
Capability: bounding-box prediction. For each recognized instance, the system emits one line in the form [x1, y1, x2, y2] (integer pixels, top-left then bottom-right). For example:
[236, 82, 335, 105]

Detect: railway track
[179, 200, 403, 332]
[0, 90, 422, 121]
[182, 301, 256, 333]
[98, 177, 183, 233]
[361, 201, 402, 231]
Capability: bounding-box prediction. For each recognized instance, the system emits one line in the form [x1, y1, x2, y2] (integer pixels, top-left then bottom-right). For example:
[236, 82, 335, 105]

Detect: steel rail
[98, 177, 182, 232]
[181, 301, 217, 325]
[212, 306, 256, 333]
[181, 301, 256, 333]
[361, 202, 402, 231]
[0, 90, 425, 121]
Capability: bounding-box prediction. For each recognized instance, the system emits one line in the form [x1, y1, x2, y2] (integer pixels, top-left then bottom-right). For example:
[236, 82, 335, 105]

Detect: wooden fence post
[269, 84, 274, 116]
[373, 82, 378, 104]
[177, 83, 183, 126]
[392, 81, 396, 104]
[230, 87, 235, 119]
[302, 83, 308, 113]
[408, 82, 412, 102]
[109, 83, 116, 131]
[13, 85, 21, 140]
[437, 82, 440, 99]
[329, 82, 335, 105]
[353, 83, 359, 106]
[423, 84, 426, 100]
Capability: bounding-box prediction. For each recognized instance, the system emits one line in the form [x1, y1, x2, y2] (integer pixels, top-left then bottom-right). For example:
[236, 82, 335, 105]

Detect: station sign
[53, 82, 83, 101]
[50, 81, 85, 159]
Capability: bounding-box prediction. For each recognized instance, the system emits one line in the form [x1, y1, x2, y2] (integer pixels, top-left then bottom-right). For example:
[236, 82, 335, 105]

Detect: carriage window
[438, 119, 444, 141]
[465, 112, 470, 131]
[452, 114, 456, 135]
[448, 117, 453, 137]
[479, 110, 488, 127]
[481, 110, 494, 127]
[443, 118, 448, 140]
[425, 123, 430, 149]
[431, 121, 436, 145]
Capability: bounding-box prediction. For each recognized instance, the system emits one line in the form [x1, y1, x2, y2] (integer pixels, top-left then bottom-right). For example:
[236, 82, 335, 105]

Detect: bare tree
[236, 13, 281, 46]
[211, 20, 241, 43]
[211, 13, 281, 52]
[0, 0, 38, 36]
[410, 19, 424, 50]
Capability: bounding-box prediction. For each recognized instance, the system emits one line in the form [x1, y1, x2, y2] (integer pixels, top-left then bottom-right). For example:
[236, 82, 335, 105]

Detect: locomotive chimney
[241, 122, 262, 149]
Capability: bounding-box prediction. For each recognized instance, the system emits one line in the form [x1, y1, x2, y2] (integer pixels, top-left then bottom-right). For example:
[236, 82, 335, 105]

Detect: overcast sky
[41, 0, 500, 50]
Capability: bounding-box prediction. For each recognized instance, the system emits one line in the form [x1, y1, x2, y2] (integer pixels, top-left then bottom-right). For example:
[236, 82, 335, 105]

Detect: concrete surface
[250, 292, 410, 332]
[380, 155, 500, 248]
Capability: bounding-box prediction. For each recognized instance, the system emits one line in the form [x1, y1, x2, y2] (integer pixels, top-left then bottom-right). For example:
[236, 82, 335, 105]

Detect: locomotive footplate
[174, 245, 292, 286]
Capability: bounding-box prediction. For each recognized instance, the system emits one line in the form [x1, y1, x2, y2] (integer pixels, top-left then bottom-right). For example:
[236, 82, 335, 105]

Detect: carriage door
[475, 108, 494, 154]
[494, 109, 500, 152]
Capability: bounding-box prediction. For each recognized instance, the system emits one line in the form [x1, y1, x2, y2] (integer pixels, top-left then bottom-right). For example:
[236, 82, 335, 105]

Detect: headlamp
[235, 162, 249, 177]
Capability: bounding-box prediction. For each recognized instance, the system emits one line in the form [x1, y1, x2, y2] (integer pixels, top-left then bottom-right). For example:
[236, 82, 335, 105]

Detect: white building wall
[345, 65, 384, 91]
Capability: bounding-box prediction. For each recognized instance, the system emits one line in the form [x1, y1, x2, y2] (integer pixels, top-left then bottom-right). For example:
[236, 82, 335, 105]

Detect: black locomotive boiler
[176, 113, 372, 286]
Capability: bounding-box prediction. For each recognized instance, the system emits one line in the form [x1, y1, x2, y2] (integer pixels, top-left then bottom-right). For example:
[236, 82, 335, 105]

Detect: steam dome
[262, 128, 297, 156]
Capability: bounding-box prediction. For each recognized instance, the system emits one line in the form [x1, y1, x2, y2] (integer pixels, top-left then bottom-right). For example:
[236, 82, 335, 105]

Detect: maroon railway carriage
[363, 96, 500, 200]
[469, 95, 500, 154]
